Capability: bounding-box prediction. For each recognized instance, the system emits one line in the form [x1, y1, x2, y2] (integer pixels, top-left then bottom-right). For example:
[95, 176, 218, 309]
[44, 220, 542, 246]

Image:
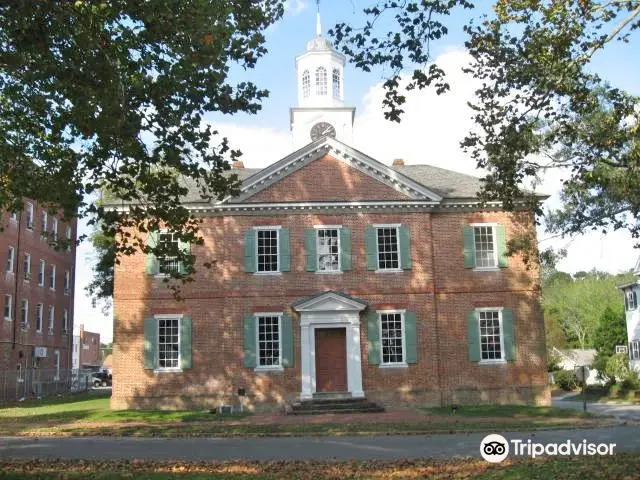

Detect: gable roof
[553, 347, 597, 366]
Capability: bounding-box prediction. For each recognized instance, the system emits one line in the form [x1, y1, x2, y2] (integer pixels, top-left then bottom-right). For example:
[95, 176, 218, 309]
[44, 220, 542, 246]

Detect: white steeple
[290, 0, 355, 148]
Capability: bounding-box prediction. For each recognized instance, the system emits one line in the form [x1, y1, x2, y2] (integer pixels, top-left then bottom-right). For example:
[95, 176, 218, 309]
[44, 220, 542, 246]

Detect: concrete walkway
[552, 398, 640, 420]
[1, 426, 639, 460]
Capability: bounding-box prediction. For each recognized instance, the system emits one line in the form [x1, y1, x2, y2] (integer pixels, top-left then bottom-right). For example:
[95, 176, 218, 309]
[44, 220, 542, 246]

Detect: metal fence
[0, 368, 93, 406]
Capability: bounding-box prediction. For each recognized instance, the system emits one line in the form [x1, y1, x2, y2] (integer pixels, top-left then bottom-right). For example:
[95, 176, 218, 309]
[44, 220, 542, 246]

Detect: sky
[74, 0, 640, 342]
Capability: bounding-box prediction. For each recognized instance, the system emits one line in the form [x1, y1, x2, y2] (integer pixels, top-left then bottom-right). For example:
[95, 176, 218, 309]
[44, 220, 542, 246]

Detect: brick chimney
[232, 161, 244, 169]
[392, 158, 405, 166]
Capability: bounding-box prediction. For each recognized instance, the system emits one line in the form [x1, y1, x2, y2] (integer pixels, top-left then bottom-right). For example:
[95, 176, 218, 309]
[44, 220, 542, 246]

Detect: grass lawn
[0, 393, 612, 438]
[1, 456, 639, 479]
[563, 385, 640, 404]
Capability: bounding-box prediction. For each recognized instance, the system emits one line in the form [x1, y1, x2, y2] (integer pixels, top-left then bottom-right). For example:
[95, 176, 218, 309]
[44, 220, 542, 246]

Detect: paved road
[553, 398, 640, 420]
[1, 427, 639, 461]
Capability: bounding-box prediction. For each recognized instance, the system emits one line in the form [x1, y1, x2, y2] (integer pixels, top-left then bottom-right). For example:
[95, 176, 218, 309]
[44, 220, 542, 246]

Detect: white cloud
[284, 0, 307, 16]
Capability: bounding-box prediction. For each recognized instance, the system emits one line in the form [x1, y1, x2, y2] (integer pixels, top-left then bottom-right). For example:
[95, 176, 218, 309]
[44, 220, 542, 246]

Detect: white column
[347, 322, 364, 398]
[300, 322, 313, 400]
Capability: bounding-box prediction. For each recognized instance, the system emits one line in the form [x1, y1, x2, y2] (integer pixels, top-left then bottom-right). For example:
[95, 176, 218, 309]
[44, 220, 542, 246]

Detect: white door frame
[293, 292, 367, 400]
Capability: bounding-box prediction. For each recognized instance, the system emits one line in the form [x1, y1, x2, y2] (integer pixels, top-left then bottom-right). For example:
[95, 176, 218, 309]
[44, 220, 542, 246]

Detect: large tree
[331, 1, 640, 248]
[1, 1, 284, 288]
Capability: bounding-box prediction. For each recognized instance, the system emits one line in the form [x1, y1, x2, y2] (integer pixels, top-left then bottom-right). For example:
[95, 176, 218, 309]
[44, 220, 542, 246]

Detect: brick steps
[289, 397, 385, 415]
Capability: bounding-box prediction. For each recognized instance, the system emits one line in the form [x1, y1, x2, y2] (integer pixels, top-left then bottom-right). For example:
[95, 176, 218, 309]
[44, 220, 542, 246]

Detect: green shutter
[404, 311, 417, 364]
[340, 227, 352, 271]
[399, 225, 412, 270]
[366, 310, 380, 365]
[502, 308, 516, 361]
[281, 314, 294, 367]
[467, 311, 480, 362]
[625, 294, 629, 311]
[243, 316, 257, 368]
[145, 230, 159, 275]
[365, 226, 378, 271]
[244, 230, 256, 273]
[463, 226, 475, 269]
[143, 317, 156, 369]
[279, 228, 290, 272]
[305, 228, 317, 272]
[180, 316, 192, 369]
[497, 225, 508, 268]
[178, 238, 191, 275]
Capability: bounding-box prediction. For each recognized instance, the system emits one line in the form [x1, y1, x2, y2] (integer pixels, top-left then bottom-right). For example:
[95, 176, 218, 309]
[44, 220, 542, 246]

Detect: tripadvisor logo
[480, 434, 509, 463]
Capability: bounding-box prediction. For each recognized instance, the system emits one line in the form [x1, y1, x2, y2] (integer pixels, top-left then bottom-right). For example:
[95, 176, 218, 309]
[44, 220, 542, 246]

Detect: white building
[617, 256, 640, 373]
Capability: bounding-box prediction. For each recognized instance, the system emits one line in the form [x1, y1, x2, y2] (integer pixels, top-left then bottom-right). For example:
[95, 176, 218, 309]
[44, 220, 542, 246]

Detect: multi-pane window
[380, 312, 404, 364]
[4, 295, 12, 320]
[158, 232, 180, 275]
[52, 218, 58, 241]
[626, 291, 638, 310]
[49, 265, 56, 290]
[157, 318, 180, 369]
[302, 69, 310, 98]
[23, 253, 31, 281]
[54, 350, 60, 380]
[332, 68, 340, 99]
[376, 226, 400, 270]
[48, 306, 55, 333]
[257, 315, 280, 367]
[66, 226, 72, 251]
[7, 246, 15, 272]
[479, 310, 503, 361]
[64, 270, 71, 293]
[25, 203, 34, 230]
[10, 211, 17, 222]
[41, 211, 47, 237]
[63, 309, 69, 332]
[20, 299, 28, 328]
[39, 260, 45, 286]
[35, 303, 43, 332]
[473, 225, 497, 268]
[631, 341, 640, 360]
[315, 67, 327, 95]
[256, 229, 279, 273]
[317, 228, 339, 272]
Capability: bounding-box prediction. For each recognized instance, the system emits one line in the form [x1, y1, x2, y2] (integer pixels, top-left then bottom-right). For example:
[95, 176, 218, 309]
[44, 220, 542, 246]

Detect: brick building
[110, 26, 549, 410]
[1, 202, 76, 395]
[72, 324, 101, 370]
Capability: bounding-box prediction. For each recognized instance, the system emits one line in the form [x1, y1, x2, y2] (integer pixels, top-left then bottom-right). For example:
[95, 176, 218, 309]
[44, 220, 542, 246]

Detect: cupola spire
[316, 0, 321, 36]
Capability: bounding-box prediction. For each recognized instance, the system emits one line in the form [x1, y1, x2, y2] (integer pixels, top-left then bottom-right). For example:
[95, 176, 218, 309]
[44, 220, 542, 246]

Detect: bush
[554, 369, 580, 391]
[621, 370, 640, 391]
[604, 353, 630, 382]
[547, 351, 562, 372]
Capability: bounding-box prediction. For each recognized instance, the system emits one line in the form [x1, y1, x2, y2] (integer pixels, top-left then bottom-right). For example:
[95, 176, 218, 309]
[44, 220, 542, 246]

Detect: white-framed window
[157, 317, 180, 370]
[315, 66, 327, 96]
[35, 303, 43, 332]
[9, 211, 17, 222]
[302, 69, 310, 98]
[255, 227, 280, 273]
[23, 253, 31, 281]
[41, 211, 48, 238]
[48, 305, 55, 334]
[64, 270, 71, 294]
[49, 264, 56, 290]
[25, 202, 34, 230]
[256, 313, 282, 369]
[158, 231, 181, 275]
[616, 345, 629, 354]
[316, 226, 340, 272]
[332, 68, 340, 99]
[4, 294, 12, 320]
[63, 309, 69, 333]
[52, 218, 58, 241]
[478, 309, 505, 362]
[54, 350, 60, 380]
[65, 225, 72, 251]
[16, 363, 24, 383]
[20, 299, 28, 329]
[626, 290, 638, 310]
[38, 260, 45, 286]
[379, 311, 406, 365]
[7, 246, 15, 273]
[472, 224, 498, 269]
[631, 341, 640, 361]
[375, 224, 401, 271]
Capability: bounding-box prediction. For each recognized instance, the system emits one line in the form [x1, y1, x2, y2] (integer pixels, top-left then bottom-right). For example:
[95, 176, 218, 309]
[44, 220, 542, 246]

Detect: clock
[310, 122, 336, 141]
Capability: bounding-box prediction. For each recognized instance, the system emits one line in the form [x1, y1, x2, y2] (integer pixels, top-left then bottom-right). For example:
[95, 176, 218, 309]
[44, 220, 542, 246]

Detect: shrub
[547, 351, 562, 372]
[604, 353, 630, 382]
[621, 370, 640, 391]
[554, 369, 579, 391]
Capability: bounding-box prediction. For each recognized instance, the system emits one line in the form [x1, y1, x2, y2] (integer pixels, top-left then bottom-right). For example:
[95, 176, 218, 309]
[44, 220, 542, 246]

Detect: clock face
[310, 122, 336, 141]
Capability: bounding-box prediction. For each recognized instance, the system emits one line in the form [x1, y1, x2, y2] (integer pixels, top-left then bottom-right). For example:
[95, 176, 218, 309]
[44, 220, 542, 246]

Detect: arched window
[332, 68, 340, 99]
[302, 70, 310, 98]
[315, 67, 327, 96]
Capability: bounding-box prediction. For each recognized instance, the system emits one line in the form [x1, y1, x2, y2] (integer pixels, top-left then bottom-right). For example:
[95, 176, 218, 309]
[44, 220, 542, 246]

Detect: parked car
[91, 372, 112, 387]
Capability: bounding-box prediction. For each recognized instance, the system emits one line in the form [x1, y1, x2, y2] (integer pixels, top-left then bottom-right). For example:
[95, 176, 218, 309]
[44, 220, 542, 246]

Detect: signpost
[574, 365, 587, 413]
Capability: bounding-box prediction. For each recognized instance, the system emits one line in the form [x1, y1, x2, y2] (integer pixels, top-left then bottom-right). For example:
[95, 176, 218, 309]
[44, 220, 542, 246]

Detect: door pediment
[293, 291, 368, 313]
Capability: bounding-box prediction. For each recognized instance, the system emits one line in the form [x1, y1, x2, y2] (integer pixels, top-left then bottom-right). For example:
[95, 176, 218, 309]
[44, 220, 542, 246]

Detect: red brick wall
[0, 207, 76, 375]
[245, 155, 411, 203]
[111, 209, 548, 410]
